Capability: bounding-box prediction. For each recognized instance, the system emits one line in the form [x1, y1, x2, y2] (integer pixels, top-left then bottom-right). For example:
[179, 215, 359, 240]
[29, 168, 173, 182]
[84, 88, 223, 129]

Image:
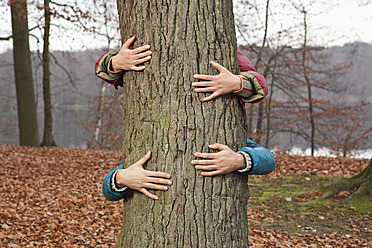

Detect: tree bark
[10, 0, 39, 146]
[321, 158, 372, 200]
[40, 0, 57, 147]
[301, 9, 315, 156]
[117, 0, 249, 247]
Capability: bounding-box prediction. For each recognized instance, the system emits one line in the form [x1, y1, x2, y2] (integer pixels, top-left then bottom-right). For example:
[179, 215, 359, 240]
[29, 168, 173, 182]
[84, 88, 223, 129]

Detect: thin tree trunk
[40, 0, 56, 147]
[88, 81, 107, 148]
[256, 101, 264, 143]
[10, 0, 39, 146]
[254, 0, 269, 143]
[301, 9, 315, 156]
[117, 0, 249, 247]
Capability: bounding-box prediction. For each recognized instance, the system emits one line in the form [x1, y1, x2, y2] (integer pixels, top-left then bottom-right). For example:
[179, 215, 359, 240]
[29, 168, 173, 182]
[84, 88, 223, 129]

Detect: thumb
[210, 61, 227, 73]
[123, 36, 135, 49]
[136, 151, 151, 167]
[208, 143, 225, 151]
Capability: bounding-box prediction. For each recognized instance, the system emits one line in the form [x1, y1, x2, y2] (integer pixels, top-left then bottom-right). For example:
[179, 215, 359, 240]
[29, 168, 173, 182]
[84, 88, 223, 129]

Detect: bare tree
[40, 0, 57, 146]
[10, 0, 39, 146]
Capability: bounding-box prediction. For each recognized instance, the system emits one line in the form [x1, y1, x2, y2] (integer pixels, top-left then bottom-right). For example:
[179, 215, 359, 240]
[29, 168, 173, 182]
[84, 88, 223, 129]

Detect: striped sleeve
[95, 51, 123, 89]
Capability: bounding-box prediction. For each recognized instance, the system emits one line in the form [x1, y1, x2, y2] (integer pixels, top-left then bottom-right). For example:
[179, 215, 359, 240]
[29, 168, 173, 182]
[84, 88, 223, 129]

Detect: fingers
[135, 55, 152, 65]
[194, 87, 215, 93]
[148, 177, 172, 186]
[193, 74, 215, 81]
[208, 143, 226, 150]
[194, 165, 217, 171]
[202, 92, 220, 101]
[145, 183, 169, 191]
[210, 61, 226, 72]
[133, 44, 151, 54]
[201, 171, 220, 177]
[123, 36, 136, 49]
[132, 65, 146, 71]
[193, 152, 216, 159]
[147, 171, 171, 179]
[191, 159, 215, 165]
[140, 188, 159, 200]
[192, 81, 213, 88]
[136, 151, 151, 166]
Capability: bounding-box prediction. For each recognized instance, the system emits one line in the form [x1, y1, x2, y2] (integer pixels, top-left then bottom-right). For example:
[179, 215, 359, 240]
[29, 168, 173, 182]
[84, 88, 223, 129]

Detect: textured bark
[40, 0, 57, 147]
[117, 0, 249, 247]
[10, 0, 39, 146]
[321, 158, 372, 200]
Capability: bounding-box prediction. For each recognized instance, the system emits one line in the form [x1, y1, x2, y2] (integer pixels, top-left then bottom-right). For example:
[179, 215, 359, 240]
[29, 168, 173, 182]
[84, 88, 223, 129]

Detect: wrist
[116, 169, 127, 188]
[232, 75, 243, 93]
[235, 153, 246, 170]
[110, 56, 121, 72]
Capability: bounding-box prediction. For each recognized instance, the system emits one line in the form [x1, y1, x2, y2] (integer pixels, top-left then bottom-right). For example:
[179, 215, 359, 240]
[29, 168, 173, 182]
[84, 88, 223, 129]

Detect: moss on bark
[320, 158, 372, 200]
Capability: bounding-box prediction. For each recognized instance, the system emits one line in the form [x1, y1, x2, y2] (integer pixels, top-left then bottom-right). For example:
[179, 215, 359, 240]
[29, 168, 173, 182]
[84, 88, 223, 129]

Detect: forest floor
[0, 144, 371, 247]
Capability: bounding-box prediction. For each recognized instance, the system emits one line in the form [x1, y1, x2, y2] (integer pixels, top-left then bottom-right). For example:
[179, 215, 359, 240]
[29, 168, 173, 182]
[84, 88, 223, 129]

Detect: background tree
[321, 158, 372, 203]
[40, 0, 57, 146]
[10, 0, 39, 146]
[116, 0, 249, 246]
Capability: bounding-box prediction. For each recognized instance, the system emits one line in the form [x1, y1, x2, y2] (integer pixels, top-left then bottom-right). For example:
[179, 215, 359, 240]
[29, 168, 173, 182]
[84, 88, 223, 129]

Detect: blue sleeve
[102, 161, 128, 201]
[239, 139, 276, 175]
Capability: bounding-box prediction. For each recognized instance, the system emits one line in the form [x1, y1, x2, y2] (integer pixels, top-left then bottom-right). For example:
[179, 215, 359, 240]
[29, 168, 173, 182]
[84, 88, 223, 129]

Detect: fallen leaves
[0, 144, 123, 247]
[0, 144, 370, 247]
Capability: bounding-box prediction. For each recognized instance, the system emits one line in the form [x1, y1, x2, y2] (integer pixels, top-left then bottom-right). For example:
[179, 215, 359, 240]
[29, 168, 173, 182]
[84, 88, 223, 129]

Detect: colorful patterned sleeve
[236, 48, 268, 103]
[95, 52, 123, 89]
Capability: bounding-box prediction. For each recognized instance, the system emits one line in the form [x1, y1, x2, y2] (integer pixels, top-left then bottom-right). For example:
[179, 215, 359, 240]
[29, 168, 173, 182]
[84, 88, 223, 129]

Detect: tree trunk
[321, 158, 372, 200]
[40, 0, 57, 147]
[88, 81, 107, 149]
[301, 9, 315, 156]
[117, 0, 249, 247]
[10, 0, 39, 146]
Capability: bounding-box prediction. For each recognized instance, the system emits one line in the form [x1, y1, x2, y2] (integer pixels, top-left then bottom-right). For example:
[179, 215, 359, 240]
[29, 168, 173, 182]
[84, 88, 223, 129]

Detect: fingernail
[168, 181, 172, 185]
[167, 174, 171, 178]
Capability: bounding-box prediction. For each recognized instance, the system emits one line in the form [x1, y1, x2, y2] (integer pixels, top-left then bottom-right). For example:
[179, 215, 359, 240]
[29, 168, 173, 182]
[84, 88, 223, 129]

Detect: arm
[95, 36, 152, 89]
[102, 161, 128, 201]
[191, 48, 268, 103]
[102, 151, 172, 201]
[191, 139, 276, 176]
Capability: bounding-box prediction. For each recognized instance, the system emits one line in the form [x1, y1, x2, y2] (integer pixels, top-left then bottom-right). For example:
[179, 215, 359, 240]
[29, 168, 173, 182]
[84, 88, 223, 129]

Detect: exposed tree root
[320, 158, 372, 200]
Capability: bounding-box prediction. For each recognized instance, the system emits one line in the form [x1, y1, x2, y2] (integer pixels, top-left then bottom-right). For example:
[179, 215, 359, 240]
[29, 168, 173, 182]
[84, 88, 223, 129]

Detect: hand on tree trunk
[192, 61, 242, 101]
[111, 36, 152, 72]
[116, 151, 172, 200]
[191, 143, 245, 176]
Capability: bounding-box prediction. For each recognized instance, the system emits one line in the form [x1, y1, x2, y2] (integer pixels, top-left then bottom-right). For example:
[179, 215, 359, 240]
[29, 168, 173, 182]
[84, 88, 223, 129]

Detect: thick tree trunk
[321, 158, 372, 200]
[10, 0, 39, 146]
[117, 0, 249, 247]
[40, 0, 57, 147]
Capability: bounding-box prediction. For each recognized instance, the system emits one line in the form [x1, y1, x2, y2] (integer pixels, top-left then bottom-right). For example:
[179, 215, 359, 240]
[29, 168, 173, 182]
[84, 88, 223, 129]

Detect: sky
[0, 0, 371, 53]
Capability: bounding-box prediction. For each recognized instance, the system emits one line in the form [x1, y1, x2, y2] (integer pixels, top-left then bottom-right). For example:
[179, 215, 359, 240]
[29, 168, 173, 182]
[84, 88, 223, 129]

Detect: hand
[192, 61, 241, 101]
[116, 151, 172, 200]
[191, 143, 245, 176]
[111, 36, 152, 72]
